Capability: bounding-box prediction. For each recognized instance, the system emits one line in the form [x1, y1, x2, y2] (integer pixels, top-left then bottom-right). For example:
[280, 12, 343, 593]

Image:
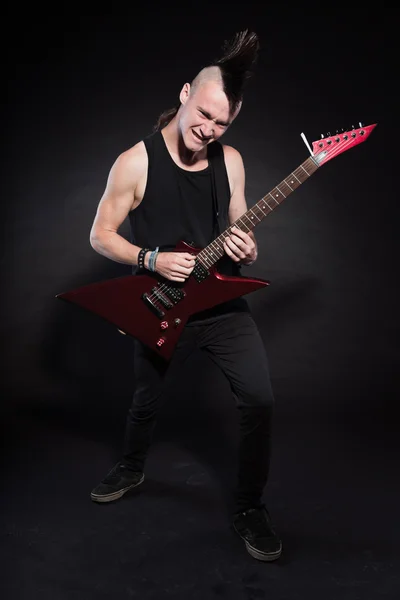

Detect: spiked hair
[153, 29, 260, 131]
[209, 29, 259, 113]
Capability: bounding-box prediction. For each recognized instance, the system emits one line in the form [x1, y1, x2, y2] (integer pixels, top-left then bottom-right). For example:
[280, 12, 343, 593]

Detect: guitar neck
[197, 155, 319, 268]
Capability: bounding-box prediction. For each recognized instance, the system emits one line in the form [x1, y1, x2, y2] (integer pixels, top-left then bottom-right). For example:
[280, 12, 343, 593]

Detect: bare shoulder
[220, 144, 245, 196]
[109, 140, 148, 184]
[221, 144, 245, 172]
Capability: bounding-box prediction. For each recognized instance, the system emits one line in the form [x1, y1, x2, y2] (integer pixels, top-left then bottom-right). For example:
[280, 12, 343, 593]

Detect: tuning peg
[359, 121, 363, 127]
[320, 133, 324, 138]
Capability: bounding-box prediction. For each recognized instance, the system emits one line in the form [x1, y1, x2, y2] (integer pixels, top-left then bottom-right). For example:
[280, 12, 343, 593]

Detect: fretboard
[197, 156, 319, 269]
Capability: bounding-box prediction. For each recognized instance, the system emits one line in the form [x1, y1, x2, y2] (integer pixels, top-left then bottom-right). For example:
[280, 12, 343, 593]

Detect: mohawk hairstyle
[210, 29, 260, 113]
[153, 29, 259, 131]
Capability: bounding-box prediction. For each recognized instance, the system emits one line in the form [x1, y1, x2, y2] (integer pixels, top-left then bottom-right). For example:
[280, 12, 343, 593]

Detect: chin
[183, 136, 199, 153]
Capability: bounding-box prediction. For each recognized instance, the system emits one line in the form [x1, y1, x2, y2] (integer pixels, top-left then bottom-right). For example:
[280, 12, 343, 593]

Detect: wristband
[137, 247, 150, 270]
[148, 246, 160, 272]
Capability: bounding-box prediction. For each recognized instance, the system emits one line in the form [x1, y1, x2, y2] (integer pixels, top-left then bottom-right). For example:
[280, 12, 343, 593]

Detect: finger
[226, 236, 246, 259]
[176, 261, 195, 272]
[230, 228, 253, 248]
[230, 226, 250, 242]
[223, 239, 241, 262]
[229, 234, 247, 249]
[172, 253, 192, 266]
[179, 257, 196, 267]
[170, 273, 186, 281]
[178, 266, 194, 275]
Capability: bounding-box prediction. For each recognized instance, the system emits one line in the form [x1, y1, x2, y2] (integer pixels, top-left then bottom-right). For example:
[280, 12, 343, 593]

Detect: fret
[211, 243, 222, 256]
[264, 200, 274, 211]
[256, 203, 267, 216]
[268, 192, 280, 206]
[276, 184, 286, 198]
[202, 252, 212, 266]
[300, 164, 310, 176]
[250, 205, 261, 222]
[243, 209, 261, 229]
[284, 179, 294, 192]
[198, 254, 209, 268]
[210, 242, 221, 256]
[279, 183, 290, 196]
[238, 214, 253, 231]
[292, 172, 301, 184]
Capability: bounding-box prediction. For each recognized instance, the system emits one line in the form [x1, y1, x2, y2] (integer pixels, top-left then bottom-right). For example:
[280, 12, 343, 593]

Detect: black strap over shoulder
[207, 141, 231, 238]
[143, 132, 155, 164]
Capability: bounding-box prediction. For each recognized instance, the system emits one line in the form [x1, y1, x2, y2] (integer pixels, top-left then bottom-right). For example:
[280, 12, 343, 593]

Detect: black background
[2, 4, 399, 599]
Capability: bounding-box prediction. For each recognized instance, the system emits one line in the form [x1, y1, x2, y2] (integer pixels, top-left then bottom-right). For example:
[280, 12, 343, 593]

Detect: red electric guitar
[56, 123, 377, 360]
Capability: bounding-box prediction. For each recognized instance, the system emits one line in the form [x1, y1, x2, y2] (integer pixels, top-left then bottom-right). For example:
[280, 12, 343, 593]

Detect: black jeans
[123, 310, 275, 513]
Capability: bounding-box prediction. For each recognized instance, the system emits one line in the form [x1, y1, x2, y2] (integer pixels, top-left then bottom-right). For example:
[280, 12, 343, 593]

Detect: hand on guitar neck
[223, 226, 257, 266]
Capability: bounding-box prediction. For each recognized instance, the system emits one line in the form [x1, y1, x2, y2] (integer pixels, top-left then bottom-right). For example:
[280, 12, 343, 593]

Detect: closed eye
[198, 108, 229, 128]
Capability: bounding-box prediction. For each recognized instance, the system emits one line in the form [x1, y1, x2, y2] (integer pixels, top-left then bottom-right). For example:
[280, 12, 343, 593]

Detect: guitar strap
[208, 141, 230, 239]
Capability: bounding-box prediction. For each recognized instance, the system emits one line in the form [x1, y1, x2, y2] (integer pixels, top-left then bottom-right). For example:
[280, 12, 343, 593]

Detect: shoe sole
[90, 473, 145, 503]
[244, 540, 282, 561]
[233, 524, 282, 562]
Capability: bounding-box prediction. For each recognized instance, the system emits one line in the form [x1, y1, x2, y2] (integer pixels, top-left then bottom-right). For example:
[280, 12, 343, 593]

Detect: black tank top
[128, 130, 249, 321]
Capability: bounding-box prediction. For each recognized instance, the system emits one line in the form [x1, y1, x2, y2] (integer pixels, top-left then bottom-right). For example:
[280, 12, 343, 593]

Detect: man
[89, 30, 282, 562]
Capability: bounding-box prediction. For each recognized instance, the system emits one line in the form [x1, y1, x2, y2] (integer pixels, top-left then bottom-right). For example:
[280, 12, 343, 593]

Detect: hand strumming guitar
[147, 251, 196, 282]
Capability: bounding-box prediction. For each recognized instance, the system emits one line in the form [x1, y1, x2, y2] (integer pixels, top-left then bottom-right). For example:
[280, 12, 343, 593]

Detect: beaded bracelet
[137, 247, 150, 270]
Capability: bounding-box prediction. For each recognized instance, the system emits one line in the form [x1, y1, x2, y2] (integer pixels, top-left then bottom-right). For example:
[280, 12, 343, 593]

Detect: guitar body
[57, 241, 269, 360]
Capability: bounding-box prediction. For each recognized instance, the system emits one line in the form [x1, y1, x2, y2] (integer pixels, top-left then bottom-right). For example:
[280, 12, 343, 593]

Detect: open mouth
[192, 130, 208, 143]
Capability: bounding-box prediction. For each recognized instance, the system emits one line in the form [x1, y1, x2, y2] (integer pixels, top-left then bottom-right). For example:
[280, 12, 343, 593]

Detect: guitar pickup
[192, 263, 209, 283]
[142, 293, 165, 319]
[163, 286, 185, 304]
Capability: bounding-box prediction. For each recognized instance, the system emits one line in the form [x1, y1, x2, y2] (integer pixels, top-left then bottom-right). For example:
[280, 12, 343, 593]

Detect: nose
[200, 121, 214, 138]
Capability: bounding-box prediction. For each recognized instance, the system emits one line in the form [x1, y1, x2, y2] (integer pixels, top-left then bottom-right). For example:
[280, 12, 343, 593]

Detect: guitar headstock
[304, 123, 377, 166]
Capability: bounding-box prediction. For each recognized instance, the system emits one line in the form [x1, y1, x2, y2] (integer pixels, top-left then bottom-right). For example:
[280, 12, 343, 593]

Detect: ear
[179, 83, 191, 105]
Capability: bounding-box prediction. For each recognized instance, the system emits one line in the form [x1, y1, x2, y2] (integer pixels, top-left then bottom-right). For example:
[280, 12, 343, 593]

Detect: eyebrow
[197, 106, 230, 127]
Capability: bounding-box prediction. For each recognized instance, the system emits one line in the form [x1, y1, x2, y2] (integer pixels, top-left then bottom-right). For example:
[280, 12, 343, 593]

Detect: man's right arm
[89, 142, 147, 266]
[90, 140, 196, 281]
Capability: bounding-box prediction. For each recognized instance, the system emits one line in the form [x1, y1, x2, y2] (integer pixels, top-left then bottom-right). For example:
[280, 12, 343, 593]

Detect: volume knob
[156, 337, 166, 347]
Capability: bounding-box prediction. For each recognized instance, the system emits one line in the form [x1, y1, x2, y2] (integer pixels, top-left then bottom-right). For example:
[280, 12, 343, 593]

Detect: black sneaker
[90, 462, 144, 503]
[233, 506, 282, 561]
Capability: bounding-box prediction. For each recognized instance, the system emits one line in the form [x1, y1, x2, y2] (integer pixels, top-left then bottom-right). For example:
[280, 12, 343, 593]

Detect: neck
[162, 115, 207, 166]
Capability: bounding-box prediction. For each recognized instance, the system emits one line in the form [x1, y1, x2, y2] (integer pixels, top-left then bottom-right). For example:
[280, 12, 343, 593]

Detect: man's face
[178, 81, 238, 152]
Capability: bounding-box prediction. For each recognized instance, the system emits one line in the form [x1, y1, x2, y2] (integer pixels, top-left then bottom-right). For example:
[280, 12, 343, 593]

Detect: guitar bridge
[142, 292, 165, 319]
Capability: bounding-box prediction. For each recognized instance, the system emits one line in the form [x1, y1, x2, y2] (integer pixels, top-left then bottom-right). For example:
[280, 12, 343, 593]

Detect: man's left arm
[223, 145, 258, 266]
